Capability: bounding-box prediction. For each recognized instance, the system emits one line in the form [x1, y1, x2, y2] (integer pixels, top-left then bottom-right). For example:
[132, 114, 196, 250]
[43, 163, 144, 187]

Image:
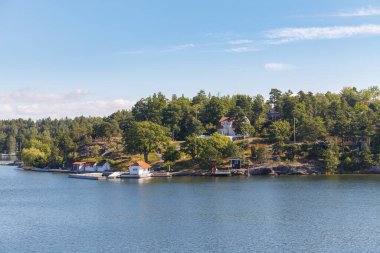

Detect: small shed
[230, 158, 243, 169]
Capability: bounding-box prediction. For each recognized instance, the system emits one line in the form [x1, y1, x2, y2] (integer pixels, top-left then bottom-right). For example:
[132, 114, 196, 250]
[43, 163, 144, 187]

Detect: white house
[72, 162, 85, 172]
[96, 161, 111, 172]
[218, 117, 236, 136]
[83, 162, 97, 172]
[72, 161, 111, 172]
[218, 116, 251, 139]
[128, 161, 152, 178]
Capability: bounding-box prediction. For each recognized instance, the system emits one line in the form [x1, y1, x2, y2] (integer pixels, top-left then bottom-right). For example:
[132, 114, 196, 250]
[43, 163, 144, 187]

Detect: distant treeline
[1, 87, 380, 172]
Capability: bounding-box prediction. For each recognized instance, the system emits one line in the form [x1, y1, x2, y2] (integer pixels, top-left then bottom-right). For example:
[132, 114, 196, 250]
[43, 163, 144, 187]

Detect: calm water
[1, 166, 380, 253]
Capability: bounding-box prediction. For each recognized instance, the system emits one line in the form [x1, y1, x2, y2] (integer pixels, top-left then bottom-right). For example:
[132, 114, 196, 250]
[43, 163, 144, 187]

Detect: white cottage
[218, 116, 251, 139]
[218, 117, 236, 136]
[96, 161, 111, 172]
[128, 161, 152, 178]
[72, 162, 85, 172]
[72, 161, 111, 172]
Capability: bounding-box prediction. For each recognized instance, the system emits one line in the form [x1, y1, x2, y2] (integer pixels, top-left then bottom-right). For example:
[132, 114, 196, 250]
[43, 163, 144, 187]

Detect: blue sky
[1, 0, 380, 118]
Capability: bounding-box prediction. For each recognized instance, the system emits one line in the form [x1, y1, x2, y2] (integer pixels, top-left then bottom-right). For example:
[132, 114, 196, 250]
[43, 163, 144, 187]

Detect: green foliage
[298, 116, 327, 142]
[198, 143, 224, 168]
[124, 121, 170, 162]
[163, 144, 181, 162]
[284, 144, 301, 160]
[256, 146, 271, 163]
[269, 120, 292, 143]
[322, 142, 340, 174]
[201, 97, 228, 127]
[21, 139, 52, 168]
[182, 133, 241, 169]
[183, 135, 206, 160]
[235, 120, 255, 137]
[21, 147, 48, 168]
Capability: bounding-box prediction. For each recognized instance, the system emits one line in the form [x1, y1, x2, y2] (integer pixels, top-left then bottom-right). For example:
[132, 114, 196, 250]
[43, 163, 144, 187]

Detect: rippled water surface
[1, 166, 380, 253]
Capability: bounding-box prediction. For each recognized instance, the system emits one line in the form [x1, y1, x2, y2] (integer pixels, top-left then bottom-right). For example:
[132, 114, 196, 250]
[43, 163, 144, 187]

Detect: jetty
[68, 173, 106, 180]
[151, 172, 172, 177]
[118, 173, 152, 178]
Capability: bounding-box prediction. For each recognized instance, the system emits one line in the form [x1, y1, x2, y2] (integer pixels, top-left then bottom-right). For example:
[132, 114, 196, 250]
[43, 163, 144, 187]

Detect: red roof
[218, 117, 235, 129]
[219, 116, 230, 122]
[131, 161, 151, 169]
[73, 162, 84, 165]
[84, 162, 96, 167]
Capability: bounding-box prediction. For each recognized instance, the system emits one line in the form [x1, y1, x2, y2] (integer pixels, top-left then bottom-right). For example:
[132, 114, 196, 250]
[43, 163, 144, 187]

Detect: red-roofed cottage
[218, 117, 236, 136]
[128, 161, 152, 178]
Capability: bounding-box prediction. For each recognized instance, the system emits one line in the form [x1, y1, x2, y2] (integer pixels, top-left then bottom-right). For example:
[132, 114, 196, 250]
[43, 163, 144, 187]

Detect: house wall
[84, 166, 96, 172]
[129, 166, 150, 175]
[219, 121, 236, 136]
[96, 163, 111, 172]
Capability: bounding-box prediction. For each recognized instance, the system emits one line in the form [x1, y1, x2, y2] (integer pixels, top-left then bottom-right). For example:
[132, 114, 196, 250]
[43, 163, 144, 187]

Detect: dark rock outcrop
[251, 163, 322, 176]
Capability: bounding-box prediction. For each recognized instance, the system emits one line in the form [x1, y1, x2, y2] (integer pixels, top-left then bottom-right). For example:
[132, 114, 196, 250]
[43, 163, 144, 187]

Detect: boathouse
[128, 161, 151, 176]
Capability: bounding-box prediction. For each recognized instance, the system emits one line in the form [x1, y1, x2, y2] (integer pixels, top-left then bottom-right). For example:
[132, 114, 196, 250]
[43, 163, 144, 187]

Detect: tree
[183, 133, 238, 168]
[298, 116, 327, 142]
[268, 88, 282, 112]
[268, 120, 292, 143]
[182, 134, 206, 161]
[124, 121, 170, 162]
[322, 142, 340, 174]
[6, 134, 17, 154]
[201, 97, 227, 128]
[252, 95, 267, 133]
[162, 97, 191, 140]
[21, 139, 51, 168]
[256, 146, 271, 163]
[94, 119, 121, 141]
[132, 92, 167, 124]
[21, 147, 48, 168]
[198, 144, 223, 168]
[235, 120, 255, 137]
[178, 115, 204, 140]
[163, 144, 181, 162]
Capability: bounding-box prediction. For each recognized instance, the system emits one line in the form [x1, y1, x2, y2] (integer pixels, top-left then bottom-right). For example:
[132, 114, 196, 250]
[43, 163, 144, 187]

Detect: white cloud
[162, 43, 195, 52]
[338, 7, 380, 17]
[224, 46, 258, 53]
[264, 63, 294, 71]
[266, 24, 380, 44]
[0, 89, 135, 120]
[227, 39, 253, 45]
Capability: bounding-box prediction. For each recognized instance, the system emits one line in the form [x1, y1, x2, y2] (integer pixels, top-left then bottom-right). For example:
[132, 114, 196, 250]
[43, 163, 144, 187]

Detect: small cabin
[230, 158, 243, 169]
[129, 161, 151, 176]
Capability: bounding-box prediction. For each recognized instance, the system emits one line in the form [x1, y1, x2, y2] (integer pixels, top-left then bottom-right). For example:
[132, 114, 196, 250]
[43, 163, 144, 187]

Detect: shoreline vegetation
[2, 86, 380, 176]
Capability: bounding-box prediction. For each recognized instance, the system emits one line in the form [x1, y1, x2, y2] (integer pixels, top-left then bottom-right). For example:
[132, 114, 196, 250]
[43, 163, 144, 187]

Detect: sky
[1, 0, 380, 119]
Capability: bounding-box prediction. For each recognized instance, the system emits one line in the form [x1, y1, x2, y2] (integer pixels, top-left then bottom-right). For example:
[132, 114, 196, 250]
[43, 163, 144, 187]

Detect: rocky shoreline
[251, 163, 323, 176]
